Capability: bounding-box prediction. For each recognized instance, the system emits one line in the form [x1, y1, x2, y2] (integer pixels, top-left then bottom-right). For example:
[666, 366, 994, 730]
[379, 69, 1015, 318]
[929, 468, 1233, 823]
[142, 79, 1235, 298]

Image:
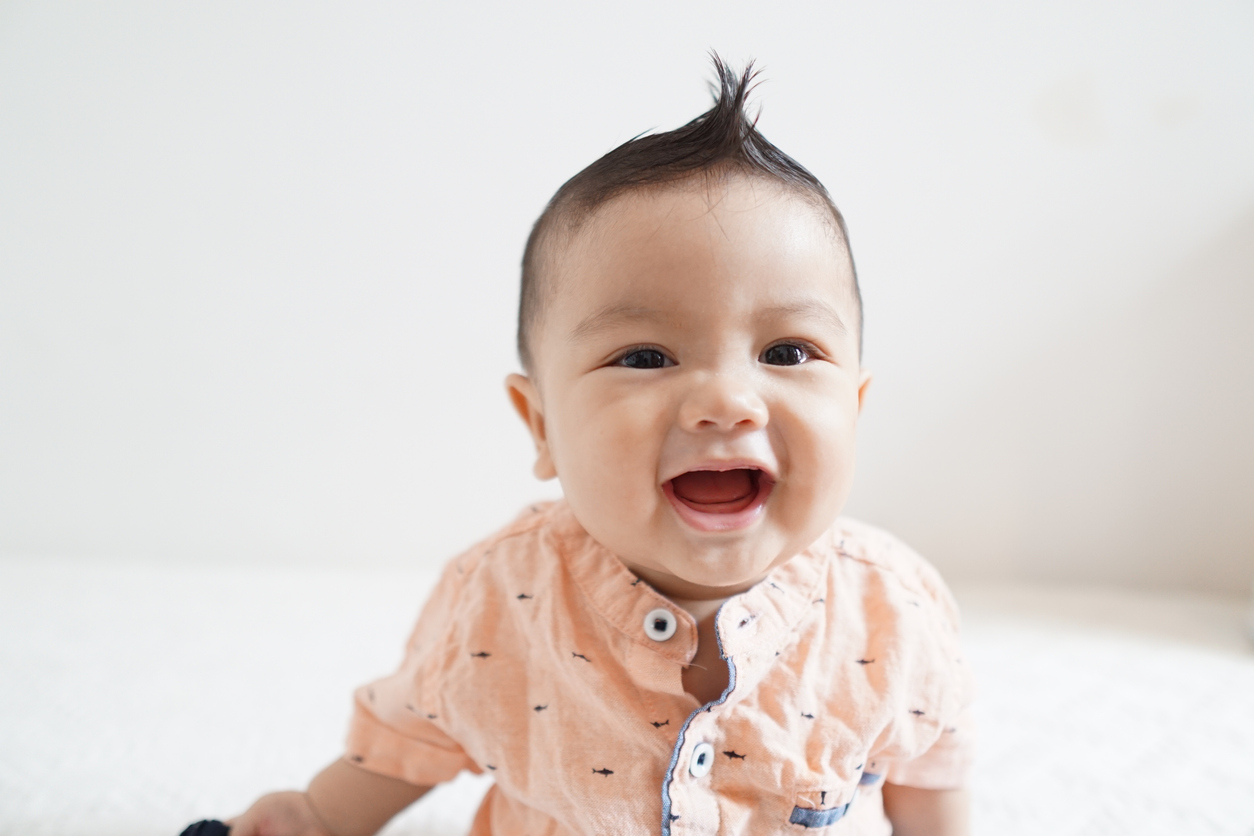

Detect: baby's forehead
[545, 181, 854, 302]
[556, 182, 827, 264]
[579, 177, 845, 247]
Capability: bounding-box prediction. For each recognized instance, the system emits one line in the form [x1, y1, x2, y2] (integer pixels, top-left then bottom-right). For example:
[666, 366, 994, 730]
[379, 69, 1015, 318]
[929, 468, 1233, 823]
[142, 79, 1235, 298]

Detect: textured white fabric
[1, 557, 1251, 836]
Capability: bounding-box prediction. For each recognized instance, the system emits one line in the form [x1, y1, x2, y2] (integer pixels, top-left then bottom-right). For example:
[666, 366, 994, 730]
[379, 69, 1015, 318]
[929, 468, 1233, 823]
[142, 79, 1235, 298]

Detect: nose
[677, 372, 769, 433]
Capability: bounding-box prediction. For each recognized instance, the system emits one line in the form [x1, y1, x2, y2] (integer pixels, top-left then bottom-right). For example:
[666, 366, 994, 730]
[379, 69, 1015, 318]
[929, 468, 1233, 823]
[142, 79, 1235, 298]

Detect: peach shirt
[346, 501, 975, 835]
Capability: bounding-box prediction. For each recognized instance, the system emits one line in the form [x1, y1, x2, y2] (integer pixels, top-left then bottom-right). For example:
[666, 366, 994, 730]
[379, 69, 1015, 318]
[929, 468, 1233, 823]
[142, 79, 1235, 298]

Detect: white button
[689, 742, 715, 778]
[643, 608, 677, 641]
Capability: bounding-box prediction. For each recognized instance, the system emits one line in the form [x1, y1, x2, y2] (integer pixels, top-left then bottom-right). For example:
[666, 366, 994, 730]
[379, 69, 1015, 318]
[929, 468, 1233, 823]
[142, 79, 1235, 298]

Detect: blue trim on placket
[659, 602, 736, 836]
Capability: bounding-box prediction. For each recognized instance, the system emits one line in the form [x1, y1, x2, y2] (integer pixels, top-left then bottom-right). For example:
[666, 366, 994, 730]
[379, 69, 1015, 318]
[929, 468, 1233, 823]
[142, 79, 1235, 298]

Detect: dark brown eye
[620, 349, 670, 369]
[762, 344, 808, 366]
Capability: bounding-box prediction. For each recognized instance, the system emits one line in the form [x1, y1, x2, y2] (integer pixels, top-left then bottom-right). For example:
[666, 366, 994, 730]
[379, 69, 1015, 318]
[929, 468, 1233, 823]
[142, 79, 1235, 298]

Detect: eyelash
[760, 341, 823, 366]
[611, 346, 674, 369]
[610, 341, 825, 369]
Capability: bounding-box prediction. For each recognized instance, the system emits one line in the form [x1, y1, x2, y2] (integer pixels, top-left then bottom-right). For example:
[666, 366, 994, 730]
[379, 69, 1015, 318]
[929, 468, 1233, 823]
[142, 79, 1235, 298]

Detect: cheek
[553, 385, 669, 488]
[779, 389, 860, 493]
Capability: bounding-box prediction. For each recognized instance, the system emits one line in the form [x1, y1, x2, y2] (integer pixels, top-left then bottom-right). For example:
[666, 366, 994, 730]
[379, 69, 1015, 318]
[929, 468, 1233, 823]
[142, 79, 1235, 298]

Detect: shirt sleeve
[883, 689, 976, 790]
[343, 559, 481, 787]
[885, 566, 977, 791]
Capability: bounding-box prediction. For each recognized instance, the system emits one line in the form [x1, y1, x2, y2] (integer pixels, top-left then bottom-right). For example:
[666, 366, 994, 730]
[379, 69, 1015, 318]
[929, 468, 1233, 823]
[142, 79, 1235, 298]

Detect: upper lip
[660, 457, 778, 484]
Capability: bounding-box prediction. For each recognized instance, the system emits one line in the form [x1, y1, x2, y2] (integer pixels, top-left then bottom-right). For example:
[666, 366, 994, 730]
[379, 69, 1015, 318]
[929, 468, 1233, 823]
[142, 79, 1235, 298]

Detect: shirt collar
[548, 501, 830, 671]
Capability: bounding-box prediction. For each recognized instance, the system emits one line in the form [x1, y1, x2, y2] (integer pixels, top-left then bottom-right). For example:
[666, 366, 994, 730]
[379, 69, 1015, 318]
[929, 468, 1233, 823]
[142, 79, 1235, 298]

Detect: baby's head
[507, 59, 870, 601]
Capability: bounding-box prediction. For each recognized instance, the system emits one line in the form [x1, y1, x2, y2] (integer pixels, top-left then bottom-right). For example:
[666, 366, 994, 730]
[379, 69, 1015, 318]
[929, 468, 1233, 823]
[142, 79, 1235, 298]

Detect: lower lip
[662, 473, 774, 533]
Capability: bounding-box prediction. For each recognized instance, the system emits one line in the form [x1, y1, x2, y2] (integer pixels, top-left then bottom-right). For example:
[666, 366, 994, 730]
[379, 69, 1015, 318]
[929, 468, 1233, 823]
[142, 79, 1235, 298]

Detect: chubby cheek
[550, 384, 670, 520]
[776, 393, 860, 529]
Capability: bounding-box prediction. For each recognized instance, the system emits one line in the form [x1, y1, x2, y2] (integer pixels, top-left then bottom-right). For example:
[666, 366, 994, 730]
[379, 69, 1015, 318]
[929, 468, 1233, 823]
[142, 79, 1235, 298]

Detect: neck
[665, 594, 726, 624]
[622, 562, 762, 604]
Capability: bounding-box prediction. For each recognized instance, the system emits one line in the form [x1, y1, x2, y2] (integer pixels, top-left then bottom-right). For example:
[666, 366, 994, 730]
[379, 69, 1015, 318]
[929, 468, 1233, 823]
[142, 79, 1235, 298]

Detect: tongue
[671, 470, 755, 506]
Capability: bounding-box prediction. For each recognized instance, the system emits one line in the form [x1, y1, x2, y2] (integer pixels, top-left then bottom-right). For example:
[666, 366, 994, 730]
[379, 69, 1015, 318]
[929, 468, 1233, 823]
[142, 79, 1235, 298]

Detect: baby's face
[508, 177, 869, 600]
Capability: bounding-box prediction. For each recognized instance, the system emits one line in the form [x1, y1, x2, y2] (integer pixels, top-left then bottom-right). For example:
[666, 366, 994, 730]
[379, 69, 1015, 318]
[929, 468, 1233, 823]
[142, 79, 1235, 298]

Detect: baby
[224, 59, 974, 836]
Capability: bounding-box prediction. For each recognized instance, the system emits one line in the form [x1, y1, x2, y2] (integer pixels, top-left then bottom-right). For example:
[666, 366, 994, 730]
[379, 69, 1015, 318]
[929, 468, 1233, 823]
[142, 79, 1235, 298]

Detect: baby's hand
[226, 791, 335, 836]
[222, 757, 432, 836]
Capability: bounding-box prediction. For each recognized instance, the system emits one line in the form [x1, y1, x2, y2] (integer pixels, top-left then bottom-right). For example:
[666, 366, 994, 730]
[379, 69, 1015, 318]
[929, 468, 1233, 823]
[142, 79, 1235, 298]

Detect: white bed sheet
[1, 557, 1251, 836]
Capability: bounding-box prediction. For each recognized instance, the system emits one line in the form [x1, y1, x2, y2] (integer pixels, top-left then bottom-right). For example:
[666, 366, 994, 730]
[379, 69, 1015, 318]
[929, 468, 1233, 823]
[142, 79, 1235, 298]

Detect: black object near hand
[179, 820, 230, 836]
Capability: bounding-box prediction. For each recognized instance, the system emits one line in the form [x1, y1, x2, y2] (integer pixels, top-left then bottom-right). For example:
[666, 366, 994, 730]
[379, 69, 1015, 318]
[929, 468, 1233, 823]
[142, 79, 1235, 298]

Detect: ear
[856, 369, 873, 416]
[506, 373, 557, 480]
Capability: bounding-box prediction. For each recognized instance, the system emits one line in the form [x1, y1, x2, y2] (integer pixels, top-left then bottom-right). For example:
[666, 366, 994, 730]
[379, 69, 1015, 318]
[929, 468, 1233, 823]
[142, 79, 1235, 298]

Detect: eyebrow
[760, 299, 849, 336]
[568, 298, 847, 342]
[568, 303, 673, 342]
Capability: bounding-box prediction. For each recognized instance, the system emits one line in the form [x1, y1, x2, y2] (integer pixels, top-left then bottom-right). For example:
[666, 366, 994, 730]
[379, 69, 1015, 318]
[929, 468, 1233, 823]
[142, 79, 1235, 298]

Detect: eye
[761, 343, 811, 366]
[617, 348, 672, 369]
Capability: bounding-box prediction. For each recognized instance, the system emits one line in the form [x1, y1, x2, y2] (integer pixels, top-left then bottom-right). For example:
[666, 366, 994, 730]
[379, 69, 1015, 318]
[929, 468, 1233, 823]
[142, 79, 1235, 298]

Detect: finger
[222, 813, 252, 836]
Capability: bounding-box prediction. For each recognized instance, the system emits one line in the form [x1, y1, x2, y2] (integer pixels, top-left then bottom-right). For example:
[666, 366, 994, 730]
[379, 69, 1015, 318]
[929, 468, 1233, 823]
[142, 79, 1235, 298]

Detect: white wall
[851, 208, 1254, 592]
[2, 1, 1252, 591]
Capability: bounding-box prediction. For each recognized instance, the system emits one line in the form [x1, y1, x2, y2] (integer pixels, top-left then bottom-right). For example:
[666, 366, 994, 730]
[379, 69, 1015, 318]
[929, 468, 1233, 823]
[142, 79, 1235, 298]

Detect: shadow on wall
[890, 206, 1254, 594]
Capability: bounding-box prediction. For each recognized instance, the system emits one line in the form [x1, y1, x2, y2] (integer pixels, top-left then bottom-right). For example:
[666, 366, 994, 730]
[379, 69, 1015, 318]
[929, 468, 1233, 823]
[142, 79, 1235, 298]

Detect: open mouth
[663, 467, 773, 532]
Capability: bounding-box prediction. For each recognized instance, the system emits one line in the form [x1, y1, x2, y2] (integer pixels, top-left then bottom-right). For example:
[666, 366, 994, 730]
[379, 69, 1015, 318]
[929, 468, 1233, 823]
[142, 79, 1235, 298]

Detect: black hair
[517, 55, 861, 370]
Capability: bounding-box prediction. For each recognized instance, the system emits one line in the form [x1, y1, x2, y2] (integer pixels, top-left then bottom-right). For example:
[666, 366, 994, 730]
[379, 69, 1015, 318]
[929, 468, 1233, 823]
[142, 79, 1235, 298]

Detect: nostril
[687, 408, 767, 432]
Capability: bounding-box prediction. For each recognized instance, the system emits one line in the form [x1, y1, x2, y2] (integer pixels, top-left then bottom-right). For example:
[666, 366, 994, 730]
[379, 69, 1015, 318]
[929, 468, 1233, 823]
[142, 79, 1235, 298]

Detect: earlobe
[856, 369, 873, 416]
[505, 373, 557, 480]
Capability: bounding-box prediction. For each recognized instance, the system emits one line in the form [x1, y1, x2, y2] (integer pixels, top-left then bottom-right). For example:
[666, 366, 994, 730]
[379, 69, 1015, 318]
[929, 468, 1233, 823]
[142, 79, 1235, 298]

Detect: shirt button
[643, 608, 677, 641]
[689, 742, 715, 778]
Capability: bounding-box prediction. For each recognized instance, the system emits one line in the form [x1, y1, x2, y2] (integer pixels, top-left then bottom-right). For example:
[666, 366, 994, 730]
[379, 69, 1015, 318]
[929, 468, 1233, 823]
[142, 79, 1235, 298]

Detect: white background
[2, 1, 1252, 591]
